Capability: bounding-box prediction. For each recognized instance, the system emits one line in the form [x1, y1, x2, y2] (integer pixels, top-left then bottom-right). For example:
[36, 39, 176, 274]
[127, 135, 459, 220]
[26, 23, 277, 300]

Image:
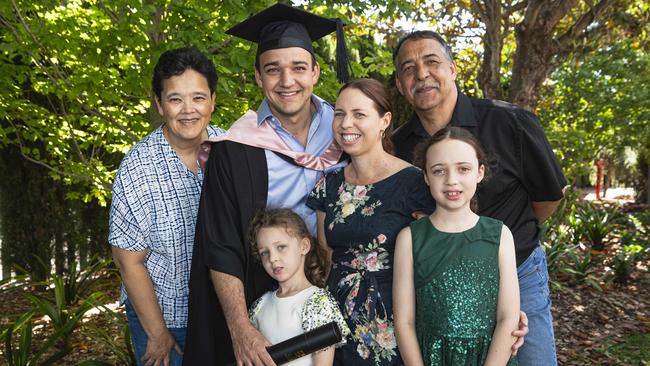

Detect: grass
[598, 333, 650, 365]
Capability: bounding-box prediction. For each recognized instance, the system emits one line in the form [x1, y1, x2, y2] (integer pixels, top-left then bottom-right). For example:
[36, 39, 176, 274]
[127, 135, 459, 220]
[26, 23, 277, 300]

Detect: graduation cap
[226, 2, 351, 83]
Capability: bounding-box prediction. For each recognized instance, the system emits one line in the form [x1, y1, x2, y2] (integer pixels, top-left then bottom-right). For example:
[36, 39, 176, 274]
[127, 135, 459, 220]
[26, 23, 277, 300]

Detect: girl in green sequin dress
[393, 127, 520, 366]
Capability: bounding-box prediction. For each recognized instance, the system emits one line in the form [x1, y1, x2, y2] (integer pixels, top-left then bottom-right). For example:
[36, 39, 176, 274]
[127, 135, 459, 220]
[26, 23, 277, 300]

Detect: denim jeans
[125, 299, 186, 366]
[516, 245, 557, 366]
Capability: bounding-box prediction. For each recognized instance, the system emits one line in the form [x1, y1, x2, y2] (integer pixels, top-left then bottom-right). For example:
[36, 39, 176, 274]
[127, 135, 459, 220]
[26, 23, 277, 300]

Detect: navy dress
[307, 166, 434, 365]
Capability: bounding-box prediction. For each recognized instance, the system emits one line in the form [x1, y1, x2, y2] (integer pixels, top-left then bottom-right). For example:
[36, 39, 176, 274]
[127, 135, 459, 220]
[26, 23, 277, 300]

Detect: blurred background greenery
[0, 0, 649, 364]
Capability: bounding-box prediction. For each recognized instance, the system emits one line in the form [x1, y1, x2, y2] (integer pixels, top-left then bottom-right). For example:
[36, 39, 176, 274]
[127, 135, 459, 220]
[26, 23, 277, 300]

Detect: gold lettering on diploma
[287, 351, 307, 359]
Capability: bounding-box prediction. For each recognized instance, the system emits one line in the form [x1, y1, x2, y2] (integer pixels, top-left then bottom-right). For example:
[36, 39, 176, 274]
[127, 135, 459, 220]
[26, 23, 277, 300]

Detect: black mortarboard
[226, 2, 351, 83]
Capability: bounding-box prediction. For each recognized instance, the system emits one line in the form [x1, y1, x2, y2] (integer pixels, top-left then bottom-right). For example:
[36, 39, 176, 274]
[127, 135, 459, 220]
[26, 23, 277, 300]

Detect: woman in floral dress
[306, 79, 434, 365]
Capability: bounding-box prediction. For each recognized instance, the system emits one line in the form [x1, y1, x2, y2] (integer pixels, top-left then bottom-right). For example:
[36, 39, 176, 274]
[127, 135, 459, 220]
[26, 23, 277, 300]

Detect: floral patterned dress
[306, 167, 434, 365]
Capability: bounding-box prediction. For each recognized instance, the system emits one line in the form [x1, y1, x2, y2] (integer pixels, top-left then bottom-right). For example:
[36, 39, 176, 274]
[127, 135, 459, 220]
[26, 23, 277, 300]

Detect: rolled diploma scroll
[227, 321, 342, 366]
[268, 321, 342, 364]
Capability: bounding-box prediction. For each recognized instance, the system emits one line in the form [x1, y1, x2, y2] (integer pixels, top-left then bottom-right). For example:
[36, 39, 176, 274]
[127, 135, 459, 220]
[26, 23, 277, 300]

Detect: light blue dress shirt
[257, 95, 342, 235]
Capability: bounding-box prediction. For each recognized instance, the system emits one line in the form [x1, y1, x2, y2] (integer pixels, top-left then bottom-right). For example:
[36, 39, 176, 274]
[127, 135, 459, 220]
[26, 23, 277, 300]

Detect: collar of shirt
[449, 90, 478, 128]
[403, 88, 479, 136]
[157, 125, 224, 177]
[256, 95, 328, 146]
[157, 124, 224, 152]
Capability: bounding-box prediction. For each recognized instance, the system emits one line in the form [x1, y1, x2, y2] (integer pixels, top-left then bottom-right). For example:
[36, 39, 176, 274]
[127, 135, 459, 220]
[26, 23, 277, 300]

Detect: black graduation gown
[183, 141, 275, 365]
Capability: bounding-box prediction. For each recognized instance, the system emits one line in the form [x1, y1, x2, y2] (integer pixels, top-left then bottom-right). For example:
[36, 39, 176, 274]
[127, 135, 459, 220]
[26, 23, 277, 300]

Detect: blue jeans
[125, 299, 186, 366]
[516, 245, 557, 366]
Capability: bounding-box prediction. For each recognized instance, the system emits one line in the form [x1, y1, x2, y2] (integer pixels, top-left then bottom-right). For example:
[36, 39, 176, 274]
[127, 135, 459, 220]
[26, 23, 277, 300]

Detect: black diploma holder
[227, 321, 343, 366]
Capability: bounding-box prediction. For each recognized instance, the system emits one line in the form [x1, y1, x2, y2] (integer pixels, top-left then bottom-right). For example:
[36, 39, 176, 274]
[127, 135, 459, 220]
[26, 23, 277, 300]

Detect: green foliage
[1, 311, 35, 366]
[82, 298, 136, 366]
[0, 144, 111, 282]
[591, 333, 650, 365]
[542, 187, 584, 276]
[573, 204, 629, 251]
[543, 236, 578, 278]
[1, 308, 76, 366]
[552, 199, 629, 252]
[609, 242, 644, 285]
[0, 0, 266, 203]
[540, 40, 650, 184]
[61, 257, 114, 306]
[23, 275, 103, 350]
[1, 0, 413, 203]
[543, 187, 648, 288]
[628, 210, 650, 247]
[561, 248, 601, 290]
[607, 211, 650, 284]
[1, 0, 647, 205]
[0, 273, 31, 296]
[1, 252, 119, 365]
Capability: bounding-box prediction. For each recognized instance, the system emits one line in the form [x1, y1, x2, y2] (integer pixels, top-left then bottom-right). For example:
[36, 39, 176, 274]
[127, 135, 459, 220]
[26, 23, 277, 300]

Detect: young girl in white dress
[248, 208, 350, 366]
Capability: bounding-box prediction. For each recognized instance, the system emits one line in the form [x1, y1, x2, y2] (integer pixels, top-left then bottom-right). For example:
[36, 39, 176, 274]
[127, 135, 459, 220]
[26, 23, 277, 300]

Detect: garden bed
[1, 261, 648, 365]
[2, 191, 649, 365]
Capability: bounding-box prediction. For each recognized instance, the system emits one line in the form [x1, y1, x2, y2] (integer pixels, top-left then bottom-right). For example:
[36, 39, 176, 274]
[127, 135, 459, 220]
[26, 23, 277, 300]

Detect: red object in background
[594, 159, 606, 200]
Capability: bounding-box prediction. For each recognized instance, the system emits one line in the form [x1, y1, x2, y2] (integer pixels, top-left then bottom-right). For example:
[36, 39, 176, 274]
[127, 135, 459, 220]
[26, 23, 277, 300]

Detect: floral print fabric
[301, 287, 351, 347]
[307, 167, 434, 365]
[249, 287, 350, 348]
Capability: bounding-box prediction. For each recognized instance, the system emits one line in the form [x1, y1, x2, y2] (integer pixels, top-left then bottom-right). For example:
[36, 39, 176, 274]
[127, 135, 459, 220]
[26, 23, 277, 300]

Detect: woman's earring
[381, 130, 385, 138]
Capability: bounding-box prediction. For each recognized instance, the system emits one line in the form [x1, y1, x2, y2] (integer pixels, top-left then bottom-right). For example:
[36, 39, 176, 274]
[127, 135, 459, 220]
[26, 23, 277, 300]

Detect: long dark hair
[337, 78, 395, 154]
[248, 208, 329, 287]
[414, 126, 490, 212]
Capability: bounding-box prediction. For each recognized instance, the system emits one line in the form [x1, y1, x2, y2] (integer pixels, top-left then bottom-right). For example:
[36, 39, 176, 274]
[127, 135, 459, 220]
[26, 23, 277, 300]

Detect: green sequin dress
[410, 216, 517, 366]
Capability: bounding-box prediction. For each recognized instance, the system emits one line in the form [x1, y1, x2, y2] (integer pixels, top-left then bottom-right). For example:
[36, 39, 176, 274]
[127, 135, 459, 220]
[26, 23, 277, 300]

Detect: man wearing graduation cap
[183, 3, 349, 365]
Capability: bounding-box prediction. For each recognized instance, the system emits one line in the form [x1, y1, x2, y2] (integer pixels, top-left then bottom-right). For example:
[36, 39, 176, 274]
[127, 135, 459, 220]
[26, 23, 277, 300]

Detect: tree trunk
[504, 0, 616, 111]
[82, 201, 110, 261]
[507, 0, 578, 110]
[147, 1, 167, 130]
[67, 235, 77, 275]
[54, 232, 65, 275]
[646, 165, 650, 205]
[508, 27, 557, 111]
[0, 144, 55, 282]
[475, 0, 504, 100]
[1, 238, 9, 280]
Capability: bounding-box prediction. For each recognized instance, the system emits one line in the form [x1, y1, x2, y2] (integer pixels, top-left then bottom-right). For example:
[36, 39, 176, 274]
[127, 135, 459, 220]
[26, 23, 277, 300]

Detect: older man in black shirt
[392, 31, 566, 366]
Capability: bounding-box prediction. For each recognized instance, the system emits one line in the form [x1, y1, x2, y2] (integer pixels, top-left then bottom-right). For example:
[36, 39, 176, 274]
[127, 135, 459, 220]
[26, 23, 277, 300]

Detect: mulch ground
[1, 263, 648, 365]
[553, 261, 650, 365]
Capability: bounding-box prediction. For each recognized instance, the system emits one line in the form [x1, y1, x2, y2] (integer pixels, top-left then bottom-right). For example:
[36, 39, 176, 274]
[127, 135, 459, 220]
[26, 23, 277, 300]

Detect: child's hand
[510, 311, 529, 355]
[232, 323, 275, 366]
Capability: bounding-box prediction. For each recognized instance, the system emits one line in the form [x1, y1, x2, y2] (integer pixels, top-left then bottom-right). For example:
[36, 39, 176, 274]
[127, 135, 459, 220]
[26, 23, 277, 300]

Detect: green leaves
[1, 0, 648, 204]
[2, 310, 35, 366]
[540, 40, 650, 183]
[1, 259, 115, 365]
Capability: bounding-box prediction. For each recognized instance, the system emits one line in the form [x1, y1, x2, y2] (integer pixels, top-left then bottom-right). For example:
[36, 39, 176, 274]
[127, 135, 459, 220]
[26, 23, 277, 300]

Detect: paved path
[581, 187, 635, 202]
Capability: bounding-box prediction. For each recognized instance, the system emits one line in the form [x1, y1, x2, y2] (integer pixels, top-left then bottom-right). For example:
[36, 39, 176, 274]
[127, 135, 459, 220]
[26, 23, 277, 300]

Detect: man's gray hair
[392, 30, 454, 73]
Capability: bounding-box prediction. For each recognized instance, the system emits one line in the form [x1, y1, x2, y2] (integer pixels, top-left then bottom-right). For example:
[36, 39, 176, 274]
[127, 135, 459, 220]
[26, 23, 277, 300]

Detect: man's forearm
[210, 270, 250, 333]
[532, 200, 561, 223]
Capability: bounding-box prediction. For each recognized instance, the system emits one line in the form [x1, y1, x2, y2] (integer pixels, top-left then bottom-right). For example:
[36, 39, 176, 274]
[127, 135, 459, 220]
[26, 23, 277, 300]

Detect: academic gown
[183, 141, 275, 365]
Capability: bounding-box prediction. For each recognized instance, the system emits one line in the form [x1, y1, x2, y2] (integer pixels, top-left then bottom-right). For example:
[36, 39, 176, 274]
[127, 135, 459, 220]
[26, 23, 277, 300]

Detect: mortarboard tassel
[335, 18, 352, 83]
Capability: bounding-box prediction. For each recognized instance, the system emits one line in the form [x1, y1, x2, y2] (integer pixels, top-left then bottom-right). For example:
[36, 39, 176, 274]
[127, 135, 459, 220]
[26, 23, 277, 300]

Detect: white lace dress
[249, 286, 350, 366]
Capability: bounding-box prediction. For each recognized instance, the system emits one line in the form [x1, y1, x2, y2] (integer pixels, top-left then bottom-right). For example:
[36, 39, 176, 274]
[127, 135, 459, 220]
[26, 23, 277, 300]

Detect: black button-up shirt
[392, 91, 566, 265]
